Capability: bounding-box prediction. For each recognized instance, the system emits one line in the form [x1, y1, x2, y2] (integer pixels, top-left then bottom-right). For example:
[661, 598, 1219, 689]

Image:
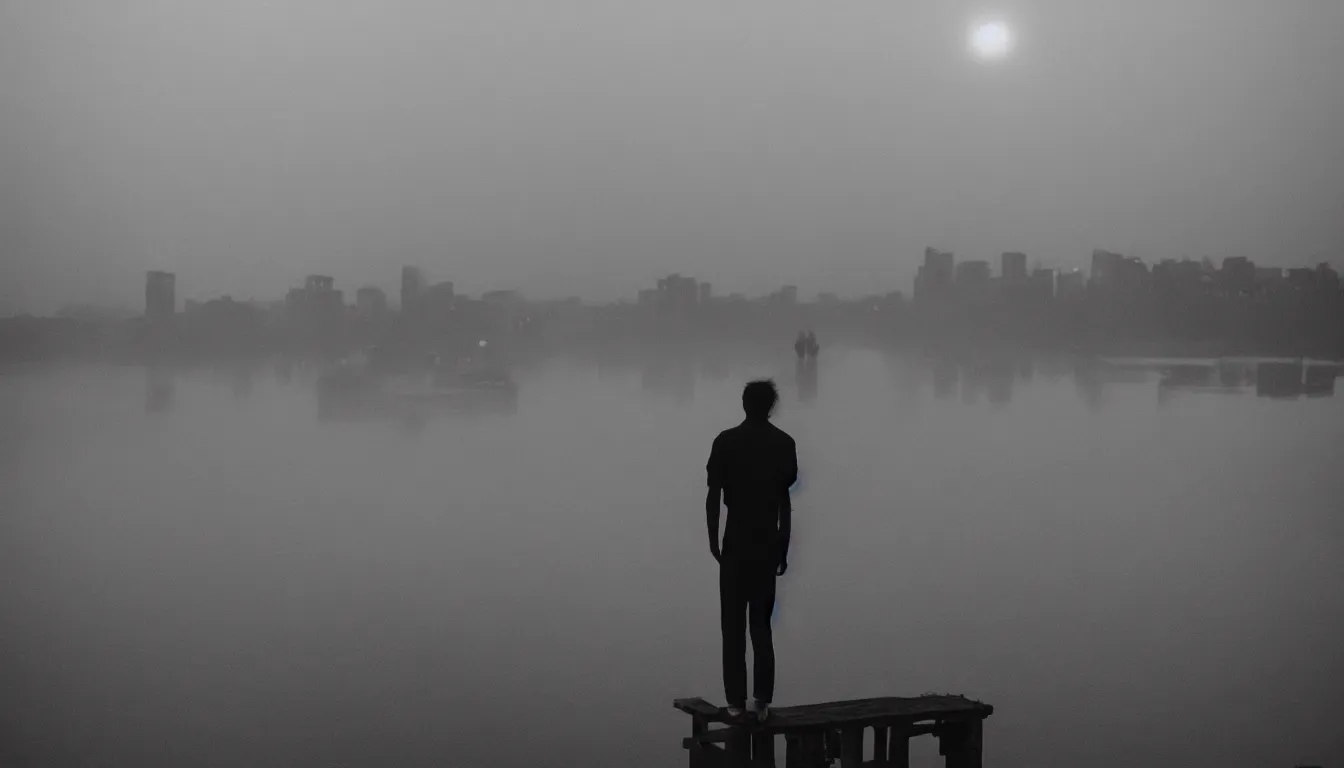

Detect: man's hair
[742, 379, 779, 420]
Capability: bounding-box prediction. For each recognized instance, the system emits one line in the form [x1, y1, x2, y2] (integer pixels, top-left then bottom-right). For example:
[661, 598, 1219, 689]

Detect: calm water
[2, 348, 1341, 768]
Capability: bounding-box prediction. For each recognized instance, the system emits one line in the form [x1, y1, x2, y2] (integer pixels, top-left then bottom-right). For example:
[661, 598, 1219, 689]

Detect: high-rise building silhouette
[1057, 269, 1086, 298]
[401, 266, 425, 315]
[356, 286, 389, 316]
[915, 247, 955, 300]
[286, 275, 345, 335]
[954, 260, 991, 287]
[1090, 249, 1124, 285]
[1001, 252, 1028, 282]
[145, 271, 176, 321]
[1030, 267, 1055, 299]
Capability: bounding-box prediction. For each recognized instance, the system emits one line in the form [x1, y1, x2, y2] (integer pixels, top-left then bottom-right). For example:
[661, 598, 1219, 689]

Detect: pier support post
[840, 728, 864, 768]
[888, 725, 910, 768]
[784, 734, 827, 768]
[727, 727, 751, 767]
[939, 720, 982, 768]
[752, 731, 776, 767]
[689, 715, 707, 768]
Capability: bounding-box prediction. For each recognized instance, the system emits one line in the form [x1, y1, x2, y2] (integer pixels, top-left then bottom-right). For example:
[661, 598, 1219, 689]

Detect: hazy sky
[2, 0, 1341, 313]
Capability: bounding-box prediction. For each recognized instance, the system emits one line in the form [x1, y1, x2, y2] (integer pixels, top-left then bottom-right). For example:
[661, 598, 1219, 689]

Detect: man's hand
[710, 539, 722, 564]
[776, 559, 788, 577]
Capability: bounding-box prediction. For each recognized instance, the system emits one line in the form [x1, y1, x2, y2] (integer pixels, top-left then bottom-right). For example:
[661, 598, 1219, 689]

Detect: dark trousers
[719, 557, 777, 707]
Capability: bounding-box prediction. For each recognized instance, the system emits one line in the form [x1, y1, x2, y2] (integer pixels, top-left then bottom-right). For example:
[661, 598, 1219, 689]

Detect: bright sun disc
[970, 20, 1013, 61]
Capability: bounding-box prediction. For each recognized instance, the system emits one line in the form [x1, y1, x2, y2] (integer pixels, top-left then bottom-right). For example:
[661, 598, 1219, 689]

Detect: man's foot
[749, 700, 770, 723]
[725, 705, 746, 721]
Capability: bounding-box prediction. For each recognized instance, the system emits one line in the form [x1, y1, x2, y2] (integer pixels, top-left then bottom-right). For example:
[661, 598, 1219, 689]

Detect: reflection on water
[3, 347, 1342, 768]
[642, 355, 696, 404]
[145, 367, 175, 414]
[795, 359, 818, 404]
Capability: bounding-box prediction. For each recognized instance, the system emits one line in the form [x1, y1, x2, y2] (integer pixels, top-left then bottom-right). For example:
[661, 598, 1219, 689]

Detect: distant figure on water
[794, 332, 808, 361]
[805, 331, 819, 359]
[706, 380, 798, 722]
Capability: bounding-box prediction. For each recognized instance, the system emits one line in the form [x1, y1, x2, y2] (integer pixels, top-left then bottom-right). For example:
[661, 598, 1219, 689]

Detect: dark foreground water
[2, 348, 1341, 767]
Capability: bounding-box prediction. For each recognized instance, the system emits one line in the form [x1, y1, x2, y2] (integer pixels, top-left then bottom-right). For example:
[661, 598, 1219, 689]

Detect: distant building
[400, 266, 426, 315]
[1029, 267, 1055, 299]
[915, 247, 955, 300]
[285, 275, 345, 334]
[1152, 258, 1205, 293]
[355, 286, 389, 316]
[1090, 249, 1124, 285]
[1316, 262, 1341, 290]
[418, 281, 456, 325]
[1091, 250, 1149, 292]
[482, 289, 524, 330]
[482, 289, 521, 305]
[1254, 266, 1283, 285]
[1285, 267, 1316, 288]
[1220, 257, 1255, 296]
[1001, 252, 1028, 282]
[656, 274, 700, 311]
[954, 260, 991, 287]
[1056, 269, 1086, 298]
[145, 271, 176, 321]
[698, 281, 713, 304]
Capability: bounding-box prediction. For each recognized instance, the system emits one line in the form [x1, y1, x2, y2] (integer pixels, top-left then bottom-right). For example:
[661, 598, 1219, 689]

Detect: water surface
[2, 349, 1341, 767]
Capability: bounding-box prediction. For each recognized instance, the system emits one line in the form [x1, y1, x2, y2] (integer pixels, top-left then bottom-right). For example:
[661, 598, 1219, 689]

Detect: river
[1, 347, 1340, 767]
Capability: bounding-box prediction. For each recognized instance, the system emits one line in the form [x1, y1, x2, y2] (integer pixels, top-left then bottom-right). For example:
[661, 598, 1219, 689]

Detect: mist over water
[2, 348, 1340, 767]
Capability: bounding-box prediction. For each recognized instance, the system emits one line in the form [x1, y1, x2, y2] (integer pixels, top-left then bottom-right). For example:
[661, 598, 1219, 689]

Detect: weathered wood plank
[676, 698, 724, 719]
[677, 695, 991, 734]
[685, 729, 738, 747]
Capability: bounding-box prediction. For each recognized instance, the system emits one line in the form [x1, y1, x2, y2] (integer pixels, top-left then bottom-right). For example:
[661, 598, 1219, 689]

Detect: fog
[2, 353, 1342, 767]
[3, 0, 1342, 312]
[3, 2, 1344, 767]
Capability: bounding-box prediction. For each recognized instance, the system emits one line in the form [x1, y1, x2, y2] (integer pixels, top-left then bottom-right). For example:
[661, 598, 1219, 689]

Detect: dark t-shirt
[707, 420, 798, 562]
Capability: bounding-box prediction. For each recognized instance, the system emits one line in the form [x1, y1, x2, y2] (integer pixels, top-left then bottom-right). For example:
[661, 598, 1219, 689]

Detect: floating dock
[675, 694, 993, 768]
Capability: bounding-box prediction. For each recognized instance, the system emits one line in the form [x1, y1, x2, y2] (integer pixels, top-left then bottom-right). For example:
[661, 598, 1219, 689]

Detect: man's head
[742, 379, 779, 421]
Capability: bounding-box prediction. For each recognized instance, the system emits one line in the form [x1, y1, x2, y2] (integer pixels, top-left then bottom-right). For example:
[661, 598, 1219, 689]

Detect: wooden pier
[674, 695, 993, 768]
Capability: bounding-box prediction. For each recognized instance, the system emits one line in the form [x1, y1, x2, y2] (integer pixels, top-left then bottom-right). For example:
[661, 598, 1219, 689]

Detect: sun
[970, 20, 1013, 62]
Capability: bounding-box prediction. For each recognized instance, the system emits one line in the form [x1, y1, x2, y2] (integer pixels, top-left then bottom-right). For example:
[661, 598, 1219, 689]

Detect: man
[706, 379, 798, 722]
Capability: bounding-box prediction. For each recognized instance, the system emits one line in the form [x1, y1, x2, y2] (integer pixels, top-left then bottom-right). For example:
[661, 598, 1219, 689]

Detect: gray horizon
[2, 0, 1342, 314]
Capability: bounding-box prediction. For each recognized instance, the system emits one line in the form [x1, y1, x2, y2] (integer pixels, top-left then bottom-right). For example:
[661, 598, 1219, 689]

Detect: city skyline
[5, 2, 1342, 316]
[9, 244, 1344, 318]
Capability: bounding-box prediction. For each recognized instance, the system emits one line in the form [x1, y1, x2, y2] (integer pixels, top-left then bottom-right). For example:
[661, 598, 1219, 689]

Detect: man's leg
[747, 565, 778, 705]
[719, 560, 748, 709]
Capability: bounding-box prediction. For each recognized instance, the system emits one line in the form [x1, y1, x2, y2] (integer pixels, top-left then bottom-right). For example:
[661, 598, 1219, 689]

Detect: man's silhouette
[706, 379, 798, 722]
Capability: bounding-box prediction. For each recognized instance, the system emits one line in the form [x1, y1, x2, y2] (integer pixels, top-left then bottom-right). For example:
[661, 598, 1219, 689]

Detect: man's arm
[777, 438, 798, 575]
[706, 486, 722, 563]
